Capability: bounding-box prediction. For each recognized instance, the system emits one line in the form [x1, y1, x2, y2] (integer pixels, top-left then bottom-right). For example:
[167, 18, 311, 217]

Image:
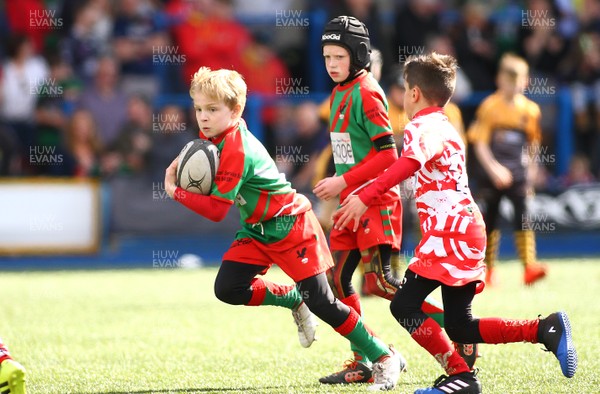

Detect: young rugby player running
[315, 16, 475, 384]
[335, 52, 577, 394]
[165, 66, 403, 390]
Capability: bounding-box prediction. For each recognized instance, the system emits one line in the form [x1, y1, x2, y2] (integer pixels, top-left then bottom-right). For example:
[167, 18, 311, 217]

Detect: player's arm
[335, 122, 437, 231]
[472, 141, 513, 189]
[342, 135, 398, 186]
[343, 86, 399, 186]
[313, 135, 397, 200]
[334, 156, 420, 232]
[469, 103, 513, 189]
[314, 89, 397, 200]
[164, 158, 231, 221]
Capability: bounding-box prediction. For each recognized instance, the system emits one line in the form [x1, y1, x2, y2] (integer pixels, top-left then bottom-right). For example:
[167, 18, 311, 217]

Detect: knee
[214, 277, 244, 305]
[444, 317, 477, 343]
[389, 294, 411, 323]
[391, 296, 433, 334]
[303, 291, 331, 314]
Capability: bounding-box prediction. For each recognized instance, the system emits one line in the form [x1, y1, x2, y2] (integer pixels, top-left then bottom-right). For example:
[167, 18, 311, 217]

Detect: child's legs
[214, 261, 267, 305]
[506, 183, 527, 232]
[298, 273, 390, 362]
[390, 269, 439, 333]
[354, 202, 402, 300]
[361, 244, 401, 300]
[440, 282, 483, 344]
[327, 249, 377, 362]
[214, 260, 301, 309]
[443, 282, 538, 344]
[507, 184, 540, 268]
[298, 272, 349, 328]
[391, 269, 470, 375]
[480, 183, 503, 233]
[327, 249, 362, 301]
[442, 282, 539, 345]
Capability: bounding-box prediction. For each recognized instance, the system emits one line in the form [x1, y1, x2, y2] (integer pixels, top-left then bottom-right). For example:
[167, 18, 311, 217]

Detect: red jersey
[402, 107, 486, 290]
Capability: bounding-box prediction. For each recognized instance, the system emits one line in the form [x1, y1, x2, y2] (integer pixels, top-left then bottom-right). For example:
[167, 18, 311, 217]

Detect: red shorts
[222, 210, 334, 282]
[330, 201, 402, 251]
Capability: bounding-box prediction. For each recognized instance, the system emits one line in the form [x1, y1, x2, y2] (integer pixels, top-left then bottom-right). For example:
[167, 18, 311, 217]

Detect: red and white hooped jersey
[402, 107, 487, 291]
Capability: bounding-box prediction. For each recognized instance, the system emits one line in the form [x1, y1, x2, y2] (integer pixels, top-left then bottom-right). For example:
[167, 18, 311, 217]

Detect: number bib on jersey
[330, 132, 355, 165]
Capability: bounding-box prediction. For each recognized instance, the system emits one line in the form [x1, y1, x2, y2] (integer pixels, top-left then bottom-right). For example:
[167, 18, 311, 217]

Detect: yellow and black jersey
[468, 92, 541, 178]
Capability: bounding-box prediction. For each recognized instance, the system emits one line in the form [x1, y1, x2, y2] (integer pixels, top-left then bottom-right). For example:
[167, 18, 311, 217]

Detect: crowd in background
[1, 0, 599, 193]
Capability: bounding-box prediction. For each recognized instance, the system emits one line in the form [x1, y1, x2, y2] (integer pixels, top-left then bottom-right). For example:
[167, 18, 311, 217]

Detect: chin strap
[341, 69, 365, 85]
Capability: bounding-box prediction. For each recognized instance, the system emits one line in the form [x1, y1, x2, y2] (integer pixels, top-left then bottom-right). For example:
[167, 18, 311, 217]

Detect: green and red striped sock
[335, 309, 390, 363]
[246, 278, 302, 310]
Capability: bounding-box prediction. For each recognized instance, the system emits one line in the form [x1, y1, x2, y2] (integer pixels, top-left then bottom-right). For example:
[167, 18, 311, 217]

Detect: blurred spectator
[65, 109, 102, 177]
[563, 30, 600, 171]
[59, 0, 113, 40]
[517, 0, 570, 77]
[384, 67, 408, 151]
[392, 0, 441, 64]
[562, 0, 600, 174]
[578, 0, 600, 33]
[147, 104, 194, 181]
[426, 35, 473, 103]
[166, 0, 252, 83]
[35, 56, 82, 133]
[103, 95, 154, 176]
[264, 101, 296, 156]
[449, 2, 497, 91]
[0, 123, 19, 175]
[5, 0, 52, 53]
[238, 31, 291, 132]
[77, 56, 129, 147]
[532, 163, 554, 192]
[233, 0, 295, 17]
[33, 56, 82, 175]
[113, 0, 169, 97]
[239, 31, 290, 97]
[330, 0, 386, 53]
[61, 0, 113, 82]
[278, 101, 327, 193]
[559, 153, 597, 188]
[555, 0, 580, 39]
[0, 34, 49, 172]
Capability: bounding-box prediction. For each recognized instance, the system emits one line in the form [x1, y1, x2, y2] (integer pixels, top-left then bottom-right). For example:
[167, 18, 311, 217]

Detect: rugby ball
[176, 139, 220, 195]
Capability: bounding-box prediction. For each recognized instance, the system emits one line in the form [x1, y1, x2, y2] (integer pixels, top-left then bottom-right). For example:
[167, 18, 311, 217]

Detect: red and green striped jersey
[205, 120, 310, 243]
[329, 71, 399, 202]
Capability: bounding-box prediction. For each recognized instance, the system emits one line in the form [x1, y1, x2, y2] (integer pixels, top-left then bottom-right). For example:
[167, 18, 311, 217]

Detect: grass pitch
[1, 259, 599, 393]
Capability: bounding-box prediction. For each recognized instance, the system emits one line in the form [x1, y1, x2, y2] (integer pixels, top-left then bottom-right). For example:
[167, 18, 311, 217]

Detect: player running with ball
[335, 52, 577, 393]
[164, 66, 403, 390]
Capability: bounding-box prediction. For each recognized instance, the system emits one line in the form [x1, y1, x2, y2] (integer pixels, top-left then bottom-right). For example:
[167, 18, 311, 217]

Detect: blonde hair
[189, 67, 247, 114]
